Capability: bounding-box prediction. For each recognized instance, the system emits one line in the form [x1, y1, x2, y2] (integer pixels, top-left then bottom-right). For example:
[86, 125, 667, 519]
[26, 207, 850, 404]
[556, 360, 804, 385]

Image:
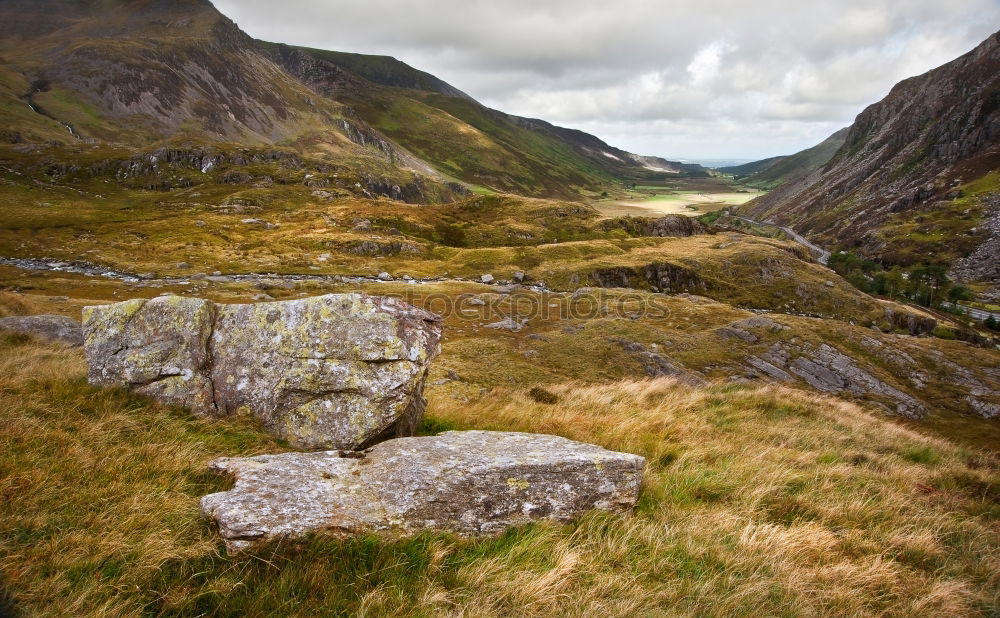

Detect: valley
[592, 178, 764, 218]
[0, 1, 997, 616]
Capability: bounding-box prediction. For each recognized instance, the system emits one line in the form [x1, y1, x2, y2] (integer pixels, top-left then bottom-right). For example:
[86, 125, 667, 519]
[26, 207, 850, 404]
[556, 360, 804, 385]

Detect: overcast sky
[214, 0, 999, 161]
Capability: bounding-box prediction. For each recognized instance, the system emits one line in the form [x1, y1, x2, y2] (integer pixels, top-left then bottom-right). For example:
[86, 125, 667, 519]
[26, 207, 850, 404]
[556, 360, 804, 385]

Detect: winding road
[941, 301, 1000, 321]
[732, 215, 831, 264]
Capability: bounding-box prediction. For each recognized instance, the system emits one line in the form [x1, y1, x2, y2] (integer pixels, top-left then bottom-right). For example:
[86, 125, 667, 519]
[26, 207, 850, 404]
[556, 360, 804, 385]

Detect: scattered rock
[513, 271, 526, 283]
[345, 240, 422, 256]
[201, 431, 645, 551]
[0, 314, 83, 346]
[715, 327, 758, 343]
[253, 293, 274, 301]
[612, 338, 705, 385]
[241, 218, 278, 230]
[175, 262, 191, 270]
[729, 316, 788, 332]
[469, 297, 486, 306]
[481, 274, 495, 284]
[49, 295, 70, 302]
[967, 397, 1000, 419]
[485, 317, 526, 332]
[377, 272, 393, 281]
[82, 294, 442, 449]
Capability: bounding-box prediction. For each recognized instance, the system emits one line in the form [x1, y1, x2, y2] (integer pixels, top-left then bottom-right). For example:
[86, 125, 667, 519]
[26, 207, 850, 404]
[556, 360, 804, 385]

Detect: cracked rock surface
[201, 430, 645, 551]
[82, 294, 442, 449]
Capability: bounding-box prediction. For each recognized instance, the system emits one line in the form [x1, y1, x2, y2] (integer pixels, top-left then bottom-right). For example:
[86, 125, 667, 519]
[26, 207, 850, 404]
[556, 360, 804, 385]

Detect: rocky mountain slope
[720, 128, 848, 189]
[0, 0, 702, 200]
[740, 31, 1000, 283]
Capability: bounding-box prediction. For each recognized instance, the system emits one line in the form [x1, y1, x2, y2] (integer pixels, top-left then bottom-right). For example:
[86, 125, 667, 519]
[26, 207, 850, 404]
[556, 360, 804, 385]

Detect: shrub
[527, 386, 560, 404]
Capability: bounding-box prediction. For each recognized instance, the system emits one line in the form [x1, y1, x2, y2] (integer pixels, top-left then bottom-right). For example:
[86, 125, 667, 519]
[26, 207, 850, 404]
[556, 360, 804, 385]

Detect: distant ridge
[739, 31, 1000, 281]
[0, 0, 703, 200]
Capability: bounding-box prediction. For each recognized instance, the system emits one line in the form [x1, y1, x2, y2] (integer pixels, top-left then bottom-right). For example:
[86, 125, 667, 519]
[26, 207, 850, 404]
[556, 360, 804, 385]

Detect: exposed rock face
[611, 338, 706, 385]
[82, 294, 442, 449]
[590, 262, 705, 293]
[0, 314, 83, 346]
[741, 31, 1000, 269]
[201, 430, 646, 551]
[602, 215, 709, 237]
[883, 306, 937, 336]
[83, 297, 217, 412]
[951, 193, 1000, 287]
[749, 340, 925, 418]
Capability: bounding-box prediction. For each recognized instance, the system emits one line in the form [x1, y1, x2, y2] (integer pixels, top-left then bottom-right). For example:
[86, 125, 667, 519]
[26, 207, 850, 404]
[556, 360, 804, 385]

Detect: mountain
[739, 32, 1000, 282]
[719, 128, 848, 189]
[0, 0, 703, 201]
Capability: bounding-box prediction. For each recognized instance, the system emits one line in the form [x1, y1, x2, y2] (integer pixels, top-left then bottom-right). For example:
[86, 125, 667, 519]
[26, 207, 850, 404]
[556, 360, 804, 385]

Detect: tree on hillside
[947, 284, 974, 303]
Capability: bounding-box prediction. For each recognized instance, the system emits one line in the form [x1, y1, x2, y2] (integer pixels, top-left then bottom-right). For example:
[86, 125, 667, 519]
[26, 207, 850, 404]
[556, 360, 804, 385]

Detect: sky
[213, 0, 1000, 161]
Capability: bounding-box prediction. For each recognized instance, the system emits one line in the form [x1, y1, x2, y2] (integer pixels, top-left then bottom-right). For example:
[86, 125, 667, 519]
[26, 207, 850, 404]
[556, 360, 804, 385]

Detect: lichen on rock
[201, 430, 646, 551]
[82, 293, 442, 449]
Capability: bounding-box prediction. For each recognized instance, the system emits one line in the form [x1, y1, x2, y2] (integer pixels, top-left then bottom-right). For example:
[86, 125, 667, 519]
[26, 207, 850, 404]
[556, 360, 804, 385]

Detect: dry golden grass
[0, 330, 997, 616]
[421, 381, 999, 616]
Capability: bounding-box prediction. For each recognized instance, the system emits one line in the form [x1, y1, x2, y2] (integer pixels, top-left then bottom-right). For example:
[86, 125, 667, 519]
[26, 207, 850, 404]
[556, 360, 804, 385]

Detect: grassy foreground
[1, 333, 997, 616]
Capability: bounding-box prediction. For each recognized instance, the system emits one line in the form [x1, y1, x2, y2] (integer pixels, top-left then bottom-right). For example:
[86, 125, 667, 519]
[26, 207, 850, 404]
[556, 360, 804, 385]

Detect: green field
[595, 180, 764, 218]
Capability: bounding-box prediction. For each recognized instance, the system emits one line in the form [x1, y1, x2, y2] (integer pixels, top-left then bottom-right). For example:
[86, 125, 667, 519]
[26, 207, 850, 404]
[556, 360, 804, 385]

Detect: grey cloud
[215, 0, 999, 159]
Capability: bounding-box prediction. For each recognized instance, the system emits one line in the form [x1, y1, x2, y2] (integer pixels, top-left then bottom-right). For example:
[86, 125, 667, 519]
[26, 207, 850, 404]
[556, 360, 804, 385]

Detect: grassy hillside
[0, 0, 704, 202]
[286, 45, 473, 100]
[721, 128, 849, 190]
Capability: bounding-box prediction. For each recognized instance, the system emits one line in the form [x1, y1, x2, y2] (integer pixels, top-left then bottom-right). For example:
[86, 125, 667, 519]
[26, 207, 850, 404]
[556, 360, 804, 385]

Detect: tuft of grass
[528, 386, 560, 404]
[902, 445, 941, 465]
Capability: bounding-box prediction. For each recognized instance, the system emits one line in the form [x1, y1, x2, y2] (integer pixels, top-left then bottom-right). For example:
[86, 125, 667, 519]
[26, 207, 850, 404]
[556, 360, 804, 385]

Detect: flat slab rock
[82, 294, 442, 449]
[0, 314, 83, 346]
[201, 431, 645, 551]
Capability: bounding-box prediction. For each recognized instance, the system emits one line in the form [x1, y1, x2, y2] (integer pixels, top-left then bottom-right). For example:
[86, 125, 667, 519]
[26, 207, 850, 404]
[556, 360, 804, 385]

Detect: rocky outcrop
[951, 193, 1000, 286]
[602, 215, 709, 237]
[589, 262, 705, 293]
[748, 340, 925, 418]
[741, 31, 1000, 269]
[201, 430, 645, 551]
[0, 314, 83, 346]
[883, 306, 937, 336]
[82, 294, 442, 449]
[716, 316, 788, 344]
[611, 338, 706, 384]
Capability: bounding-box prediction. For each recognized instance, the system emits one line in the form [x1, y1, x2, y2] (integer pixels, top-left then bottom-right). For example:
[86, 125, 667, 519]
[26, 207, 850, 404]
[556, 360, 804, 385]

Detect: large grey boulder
[0, 314, 83, 346]
[82, 294, 442, 449]
[201, 430, 645, 551]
